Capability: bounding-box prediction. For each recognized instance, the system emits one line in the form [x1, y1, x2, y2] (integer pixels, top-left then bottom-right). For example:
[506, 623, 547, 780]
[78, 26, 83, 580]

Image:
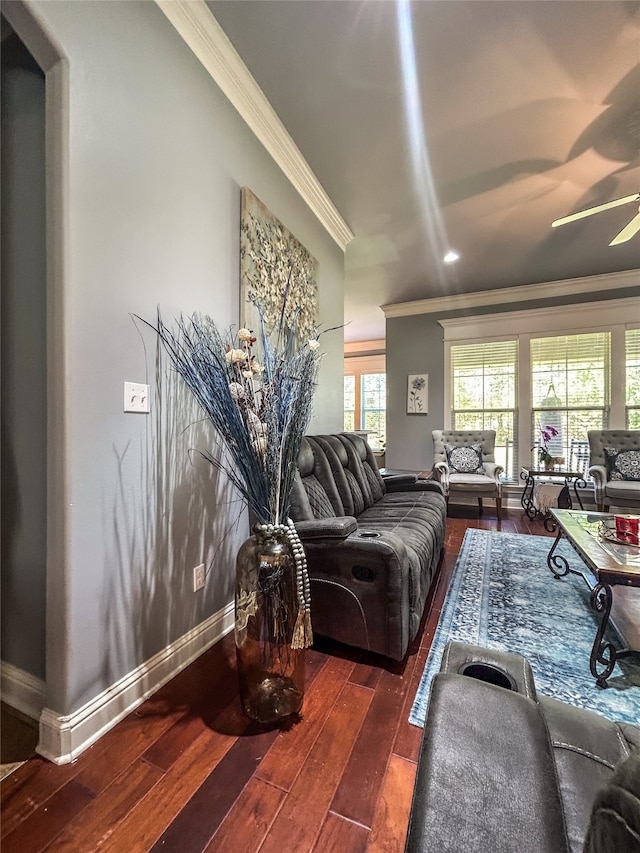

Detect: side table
[520, 469, 587, 529]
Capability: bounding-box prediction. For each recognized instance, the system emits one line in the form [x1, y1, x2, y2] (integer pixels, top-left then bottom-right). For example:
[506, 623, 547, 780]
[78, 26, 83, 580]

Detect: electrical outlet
[193, 563, 205, 592]
[124, 381, 150, 413]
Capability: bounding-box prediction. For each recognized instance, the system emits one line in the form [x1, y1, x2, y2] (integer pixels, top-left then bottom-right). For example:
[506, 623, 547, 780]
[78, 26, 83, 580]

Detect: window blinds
[626, 328, 640, 428]
[450, 340, 518, 478]
[531, 333, 610, 408]
[451, 340, 518, 410]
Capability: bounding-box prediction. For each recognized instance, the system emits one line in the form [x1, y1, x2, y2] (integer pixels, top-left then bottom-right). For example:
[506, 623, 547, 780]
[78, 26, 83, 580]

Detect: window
[441, 297, 637, 484]
[344, 345, 386, 449]
[344, 375, 355, 431]
[531, 333, 610, 466]
[361, 373, 386, 448]
[626, 328, 640, 429]
[450, 340, 518, 478]
[342, 371, 386, 448]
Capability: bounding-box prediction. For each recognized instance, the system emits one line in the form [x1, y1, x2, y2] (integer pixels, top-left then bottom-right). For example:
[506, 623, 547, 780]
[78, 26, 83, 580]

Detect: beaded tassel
[287, 519, 313, 649]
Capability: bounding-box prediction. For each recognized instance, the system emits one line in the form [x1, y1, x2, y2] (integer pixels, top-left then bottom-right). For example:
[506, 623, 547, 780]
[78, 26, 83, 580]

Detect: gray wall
[386, 286, 640, 471]
[1, 30, 47, 680]
[385, 314, 444, 471]
[7, 0, 345, 718]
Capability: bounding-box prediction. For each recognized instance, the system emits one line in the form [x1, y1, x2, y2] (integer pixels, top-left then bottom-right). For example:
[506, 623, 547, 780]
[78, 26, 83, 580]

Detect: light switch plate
[124, 382, 150, 413]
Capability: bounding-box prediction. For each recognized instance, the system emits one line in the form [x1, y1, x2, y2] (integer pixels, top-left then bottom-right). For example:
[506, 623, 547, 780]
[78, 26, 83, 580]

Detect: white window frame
[344, 342, 386, 448]
[441, 297, 640, 476]
[449, 339, 519, 478]
[626, 327, 640, 428]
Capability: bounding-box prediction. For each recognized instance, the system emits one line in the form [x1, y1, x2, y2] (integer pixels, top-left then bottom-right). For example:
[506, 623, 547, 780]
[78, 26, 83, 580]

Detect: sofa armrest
[301, 529, 411, 660]
[382, 473, 419, 487]
[398, 479, 444, 495]
[433, 461, 450, 488]
[439, 640, 537, 699]
[588, 464, 607, 484]
[303, 527, 408, 568]
[588, 464, 608, 506]
[405, 673, 569, 853]
[294, 517, 358, 540]
[482, 461, 504, 484]
[385, 476, 444, 495]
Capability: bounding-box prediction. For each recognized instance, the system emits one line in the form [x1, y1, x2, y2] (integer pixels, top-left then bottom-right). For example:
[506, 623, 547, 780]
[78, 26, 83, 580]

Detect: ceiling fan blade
[551, 193, 640, 228]
[609, 207, 640, 246]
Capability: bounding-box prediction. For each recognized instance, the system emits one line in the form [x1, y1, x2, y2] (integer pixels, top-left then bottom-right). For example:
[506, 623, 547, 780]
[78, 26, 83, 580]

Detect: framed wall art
[240, 187, 319, 343]
[407, 374, 428, 414]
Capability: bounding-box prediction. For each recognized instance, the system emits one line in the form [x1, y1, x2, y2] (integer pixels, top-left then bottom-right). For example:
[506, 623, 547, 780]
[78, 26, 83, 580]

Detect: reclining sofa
[289, 432, 446, 660]
[406, 641, 640, 853]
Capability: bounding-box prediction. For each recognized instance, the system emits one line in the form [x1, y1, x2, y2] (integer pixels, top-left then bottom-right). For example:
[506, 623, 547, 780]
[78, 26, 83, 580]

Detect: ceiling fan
[551, 192, 640, 245]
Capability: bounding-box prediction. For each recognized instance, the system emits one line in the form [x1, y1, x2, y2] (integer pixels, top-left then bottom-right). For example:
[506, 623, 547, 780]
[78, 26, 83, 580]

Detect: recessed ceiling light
[443, 250, 459, 263]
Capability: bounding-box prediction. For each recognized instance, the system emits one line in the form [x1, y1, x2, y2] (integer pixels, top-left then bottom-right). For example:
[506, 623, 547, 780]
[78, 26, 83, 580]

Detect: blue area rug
[410, 529, 640, 727]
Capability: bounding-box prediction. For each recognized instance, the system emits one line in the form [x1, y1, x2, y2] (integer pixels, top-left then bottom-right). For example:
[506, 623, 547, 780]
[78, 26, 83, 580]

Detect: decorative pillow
[604, 447, 640, 481]
[445, 443, 484, 474]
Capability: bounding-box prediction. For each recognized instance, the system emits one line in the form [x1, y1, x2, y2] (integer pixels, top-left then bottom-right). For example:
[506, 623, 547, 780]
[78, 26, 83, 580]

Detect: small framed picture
[407, 374, 428, 414]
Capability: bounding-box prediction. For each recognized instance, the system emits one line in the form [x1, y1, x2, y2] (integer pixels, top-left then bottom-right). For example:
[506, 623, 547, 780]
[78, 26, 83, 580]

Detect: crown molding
[345, 339, 385, 355]
[438, 295, 640, 341]
[155, 0, 354, 251]
[381, 269, 640, 318]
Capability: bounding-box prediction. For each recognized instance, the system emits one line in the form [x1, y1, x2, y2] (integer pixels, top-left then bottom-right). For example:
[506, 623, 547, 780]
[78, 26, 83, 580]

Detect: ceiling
[208, 0, 640, 342]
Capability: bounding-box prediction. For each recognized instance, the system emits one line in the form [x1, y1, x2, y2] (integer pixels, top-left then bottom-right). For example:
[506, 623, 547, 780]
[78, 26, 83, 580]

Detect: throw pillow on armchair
[445, 443, 484, 474]
[604, 446, 640, 481]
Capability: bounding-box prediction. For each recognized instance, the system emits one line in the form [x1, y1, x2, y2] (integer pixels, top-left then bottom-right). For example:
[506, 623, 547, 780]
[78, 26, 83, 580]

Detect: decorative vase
[544, 458, 555, 471]
[234, 522, 311, 724]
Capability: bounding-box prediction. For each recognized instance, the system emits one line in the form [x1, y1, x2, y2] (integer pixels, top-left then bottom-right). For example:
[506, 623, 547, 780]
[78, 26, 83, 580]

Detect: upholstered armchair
[432, 430, 504, 518]
[587, 430, 640, 512]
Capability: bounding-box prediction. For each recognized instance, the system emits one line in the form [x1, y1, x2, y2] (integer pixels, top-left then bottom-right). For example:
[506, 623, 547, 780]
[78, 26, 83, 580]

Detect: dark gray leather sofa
[405, 641, 640, 853]
[289, 432, 446, 660]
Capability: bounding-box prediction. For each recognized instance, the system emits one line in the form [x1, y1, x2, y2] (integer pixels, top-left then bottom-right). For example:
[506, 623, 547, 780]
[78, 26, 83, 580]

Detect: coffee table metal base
[546, 526, 638, 688]
[589, 582, 636, 688]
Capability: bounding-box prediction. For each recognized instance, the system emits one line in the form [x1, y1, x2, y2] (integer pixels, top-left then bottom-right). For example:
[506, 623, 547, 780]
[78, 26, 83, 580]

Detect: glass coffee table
[546, 509, 640, 688]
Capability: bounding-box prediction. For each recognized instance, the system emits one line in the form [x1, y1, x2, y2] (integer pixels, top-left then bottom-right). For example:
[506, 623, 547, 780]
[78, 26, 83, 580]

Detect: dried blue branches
[142, 307, 323, 526]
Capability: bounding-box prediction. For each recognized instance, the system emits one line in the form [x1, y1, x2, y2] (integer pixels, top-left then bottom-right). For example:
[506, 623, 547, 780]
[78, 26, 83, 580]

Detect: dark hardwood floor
[1, 510, 550, 853]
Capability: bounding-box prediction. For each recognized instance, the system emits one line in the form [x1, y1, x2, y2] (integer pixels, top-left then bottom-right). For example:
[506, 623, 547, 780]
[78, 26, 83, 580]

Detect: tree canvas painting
[240, 188, 319, 343]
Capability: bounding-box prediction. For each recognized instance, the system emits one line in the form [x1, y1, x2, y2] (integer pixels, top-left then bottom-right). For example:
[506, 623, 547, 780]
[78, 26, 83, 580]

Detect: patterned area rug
[410, 529, 640, 727]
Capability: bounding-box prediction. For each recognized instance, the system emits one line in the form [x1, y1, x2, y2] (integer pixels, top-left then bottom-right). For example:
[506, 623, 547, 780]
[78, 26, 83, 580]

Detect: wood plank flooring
[1, 511, 550, 852]
[1, 704, 39, 781]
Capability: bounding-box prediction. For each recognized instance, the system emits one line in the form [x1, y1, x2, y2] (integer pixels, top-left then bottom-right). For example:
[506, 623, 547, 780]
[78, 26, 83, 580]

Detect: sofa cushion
[583, 751, 640, 853]
[310, 434, 375, 514]
[540, 695, 638, 852]
[305, 476, 339, 518]
[604, 446, 640, 481]
[447, 472, 496, 492]
[334, 433, 384, 508]
[446, 443, 484, 474]
[604, 480, 640, 503]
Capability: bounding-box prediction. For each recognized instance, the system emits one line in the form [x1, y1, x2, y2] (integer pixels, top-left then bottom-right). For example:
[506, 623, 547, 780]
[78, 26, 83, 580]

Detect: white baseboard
[501, 484, 596, 511]
[1, 660, 46, 721]
[37, 602, 234, 765]
[447, 485, 596, 512]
